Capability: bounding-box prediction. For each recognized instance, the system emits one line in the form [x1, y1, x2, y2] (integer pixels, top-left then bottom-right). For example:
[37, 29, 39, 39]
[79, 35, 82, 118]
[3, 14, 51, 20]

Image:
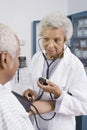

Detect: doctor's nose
[48, 40, 55, 47]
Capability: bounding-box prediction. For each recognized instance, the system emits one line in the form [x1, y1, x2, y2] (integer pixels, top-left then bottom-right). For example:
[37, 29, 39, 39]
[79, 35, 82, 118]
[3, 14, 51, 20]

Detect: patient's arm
[29, 100, 55, 115]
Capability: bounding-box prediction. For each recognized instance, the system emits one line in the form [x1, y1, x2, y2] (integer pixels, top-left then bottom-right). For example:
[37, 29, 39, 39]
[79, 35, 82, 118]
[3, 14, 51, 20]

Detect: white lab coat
[27, 47, 87, 130]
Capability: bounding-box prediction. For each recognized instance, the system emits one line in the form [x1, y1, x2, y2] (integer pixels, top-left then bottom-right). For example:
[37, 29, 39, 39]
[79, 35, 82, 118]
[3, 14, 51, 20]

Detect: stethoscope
[36, 38, 58, 101]
[36, 38, 68, 100]
[33, 41, 56, 130]
[32, 39, 68, 130]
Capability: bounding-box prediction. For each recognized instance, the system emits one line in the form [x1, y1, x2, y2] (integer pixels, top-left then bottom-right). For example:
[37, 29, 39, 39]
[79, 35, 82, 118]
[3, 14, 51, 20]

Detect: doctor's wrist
[54, 89, 62, 99]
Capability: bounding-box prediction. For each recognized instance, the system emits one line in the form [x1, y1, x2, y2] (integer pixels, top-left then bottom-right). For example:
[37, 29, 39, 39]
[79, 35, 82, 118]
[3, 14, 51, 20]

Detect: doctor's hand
[37, 79, 62, 98]
[23, 88, 36, 101]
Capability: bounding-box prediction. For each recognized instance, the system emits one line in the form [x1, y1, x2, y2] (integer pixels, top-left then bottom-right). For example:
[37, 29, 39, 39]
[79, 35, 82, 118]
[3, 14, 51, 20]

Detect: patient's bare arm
[29, 100, 55, 115]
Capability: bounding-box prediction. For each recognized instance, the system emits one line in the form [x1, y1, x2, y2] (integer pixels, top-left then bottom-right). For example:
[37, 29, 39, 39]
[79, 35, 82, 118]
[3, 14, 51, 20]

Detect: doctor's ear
[0, 51, 10, 69]
[64, 36, 67, 42]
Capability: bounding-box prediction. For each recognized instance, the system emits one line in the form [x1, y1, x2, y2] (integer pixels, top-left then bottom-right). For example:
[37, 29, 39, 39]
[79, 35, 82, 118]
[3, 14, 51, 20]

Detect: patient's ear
[0, 51, 10, 69]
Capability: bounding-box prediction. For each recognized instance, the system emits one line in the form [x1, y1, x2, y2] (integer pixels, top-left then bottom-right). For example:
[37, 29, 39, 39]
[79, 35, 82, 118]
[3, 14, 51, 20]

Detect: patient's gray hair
[0, 23, 19, 58]
[38, 12, 73, 42]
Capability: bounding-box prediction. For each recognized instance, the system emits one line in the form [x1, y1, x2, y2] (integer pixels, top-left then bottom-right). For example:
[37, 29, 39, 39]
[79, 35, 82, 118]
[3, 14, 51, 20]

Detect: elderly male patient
[0, 23, 55, 130]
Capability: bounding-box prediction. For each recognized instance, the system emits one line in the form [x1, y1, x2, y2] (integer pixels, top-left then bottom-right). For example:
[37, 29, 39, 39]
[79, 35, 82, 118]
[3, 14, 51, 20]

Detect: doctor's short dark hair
[38, 12, 73, 43]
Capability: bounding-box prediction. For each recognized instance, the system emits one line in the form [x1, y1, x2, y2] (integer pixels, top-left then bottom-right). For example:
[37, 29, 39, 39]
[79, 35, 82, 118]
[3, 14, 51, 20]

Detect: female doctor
[24, 12, 87, 130]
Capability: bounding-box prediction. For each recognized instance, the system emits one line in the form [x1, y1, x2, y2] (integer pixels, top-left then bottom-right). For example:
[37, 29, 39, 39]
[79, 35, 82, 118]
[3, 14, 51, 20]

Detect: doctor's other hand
[37, 79, 62, 98]
[23, 88, 36, 101]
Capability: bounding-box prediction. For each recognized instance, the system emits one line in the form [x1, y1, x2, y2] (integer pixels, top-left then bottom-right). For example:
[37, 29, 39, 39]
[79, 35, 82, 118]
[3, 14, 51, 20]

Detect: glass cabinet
[69, 11, 87, 130]
[69, 11, 87, 68]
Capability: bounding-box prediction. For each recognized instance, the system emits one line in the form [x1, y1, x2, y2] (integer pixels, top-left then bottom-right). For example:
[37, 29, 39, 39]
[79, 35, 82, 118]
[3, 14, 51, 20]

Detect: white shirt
[0, 84, 35, 130]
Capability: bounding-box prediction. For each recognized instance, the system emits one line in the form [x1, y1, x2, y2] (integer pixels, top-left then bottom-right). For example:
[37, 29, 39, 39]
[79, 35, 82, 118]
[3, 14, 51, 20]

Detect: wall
[0, 0, 68, 91]
[0, 0, 68, 62]
[68, 0, 87, 15]
[0, 0, 86, 60]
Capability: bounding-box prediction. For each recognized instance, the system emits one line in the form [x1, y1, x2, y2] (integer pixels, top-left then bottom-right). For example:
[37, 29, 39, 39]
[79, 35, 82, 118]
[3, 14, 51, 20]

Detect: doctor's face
[42, 27, 65, 59]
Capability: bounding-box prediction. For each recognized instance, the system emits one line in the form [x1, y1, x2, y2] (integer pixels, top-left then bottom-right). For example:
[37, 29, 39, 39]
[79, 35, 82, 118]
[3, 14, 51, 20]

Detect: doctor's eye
[54, 38, 61, 44]
[43, 37, 49, 43]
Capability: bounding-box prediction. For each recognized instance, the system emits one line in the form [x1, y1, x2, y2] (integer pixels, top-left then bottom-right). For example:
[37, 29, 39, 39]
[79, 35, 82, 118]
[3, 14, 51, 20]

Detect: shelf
[73, 37, 87, 39]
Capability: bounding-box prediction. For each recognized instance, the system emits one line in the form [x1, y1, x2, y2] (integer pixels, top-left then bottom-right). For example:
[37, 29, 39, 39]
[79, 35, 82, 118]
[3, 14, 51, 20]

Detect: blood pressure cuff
[12, 91, 32, 112]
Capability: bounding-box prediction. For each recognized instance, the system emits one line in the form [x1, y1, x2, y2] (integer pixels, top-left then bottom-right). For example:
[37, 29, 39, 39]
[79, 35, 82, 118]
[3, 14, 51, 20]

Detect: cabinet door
[76, 116, 87, 130]
[70, 11, 87, 130]
[71, 11, 87, 67]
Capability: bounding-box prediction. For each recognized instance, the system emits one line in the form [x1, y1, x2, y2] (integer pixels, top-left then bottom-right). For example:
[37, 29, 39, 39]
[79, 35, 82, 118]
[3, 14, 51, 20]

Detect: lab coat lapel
[50, 47, 71, 88]
[36, 53, 45, 77]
